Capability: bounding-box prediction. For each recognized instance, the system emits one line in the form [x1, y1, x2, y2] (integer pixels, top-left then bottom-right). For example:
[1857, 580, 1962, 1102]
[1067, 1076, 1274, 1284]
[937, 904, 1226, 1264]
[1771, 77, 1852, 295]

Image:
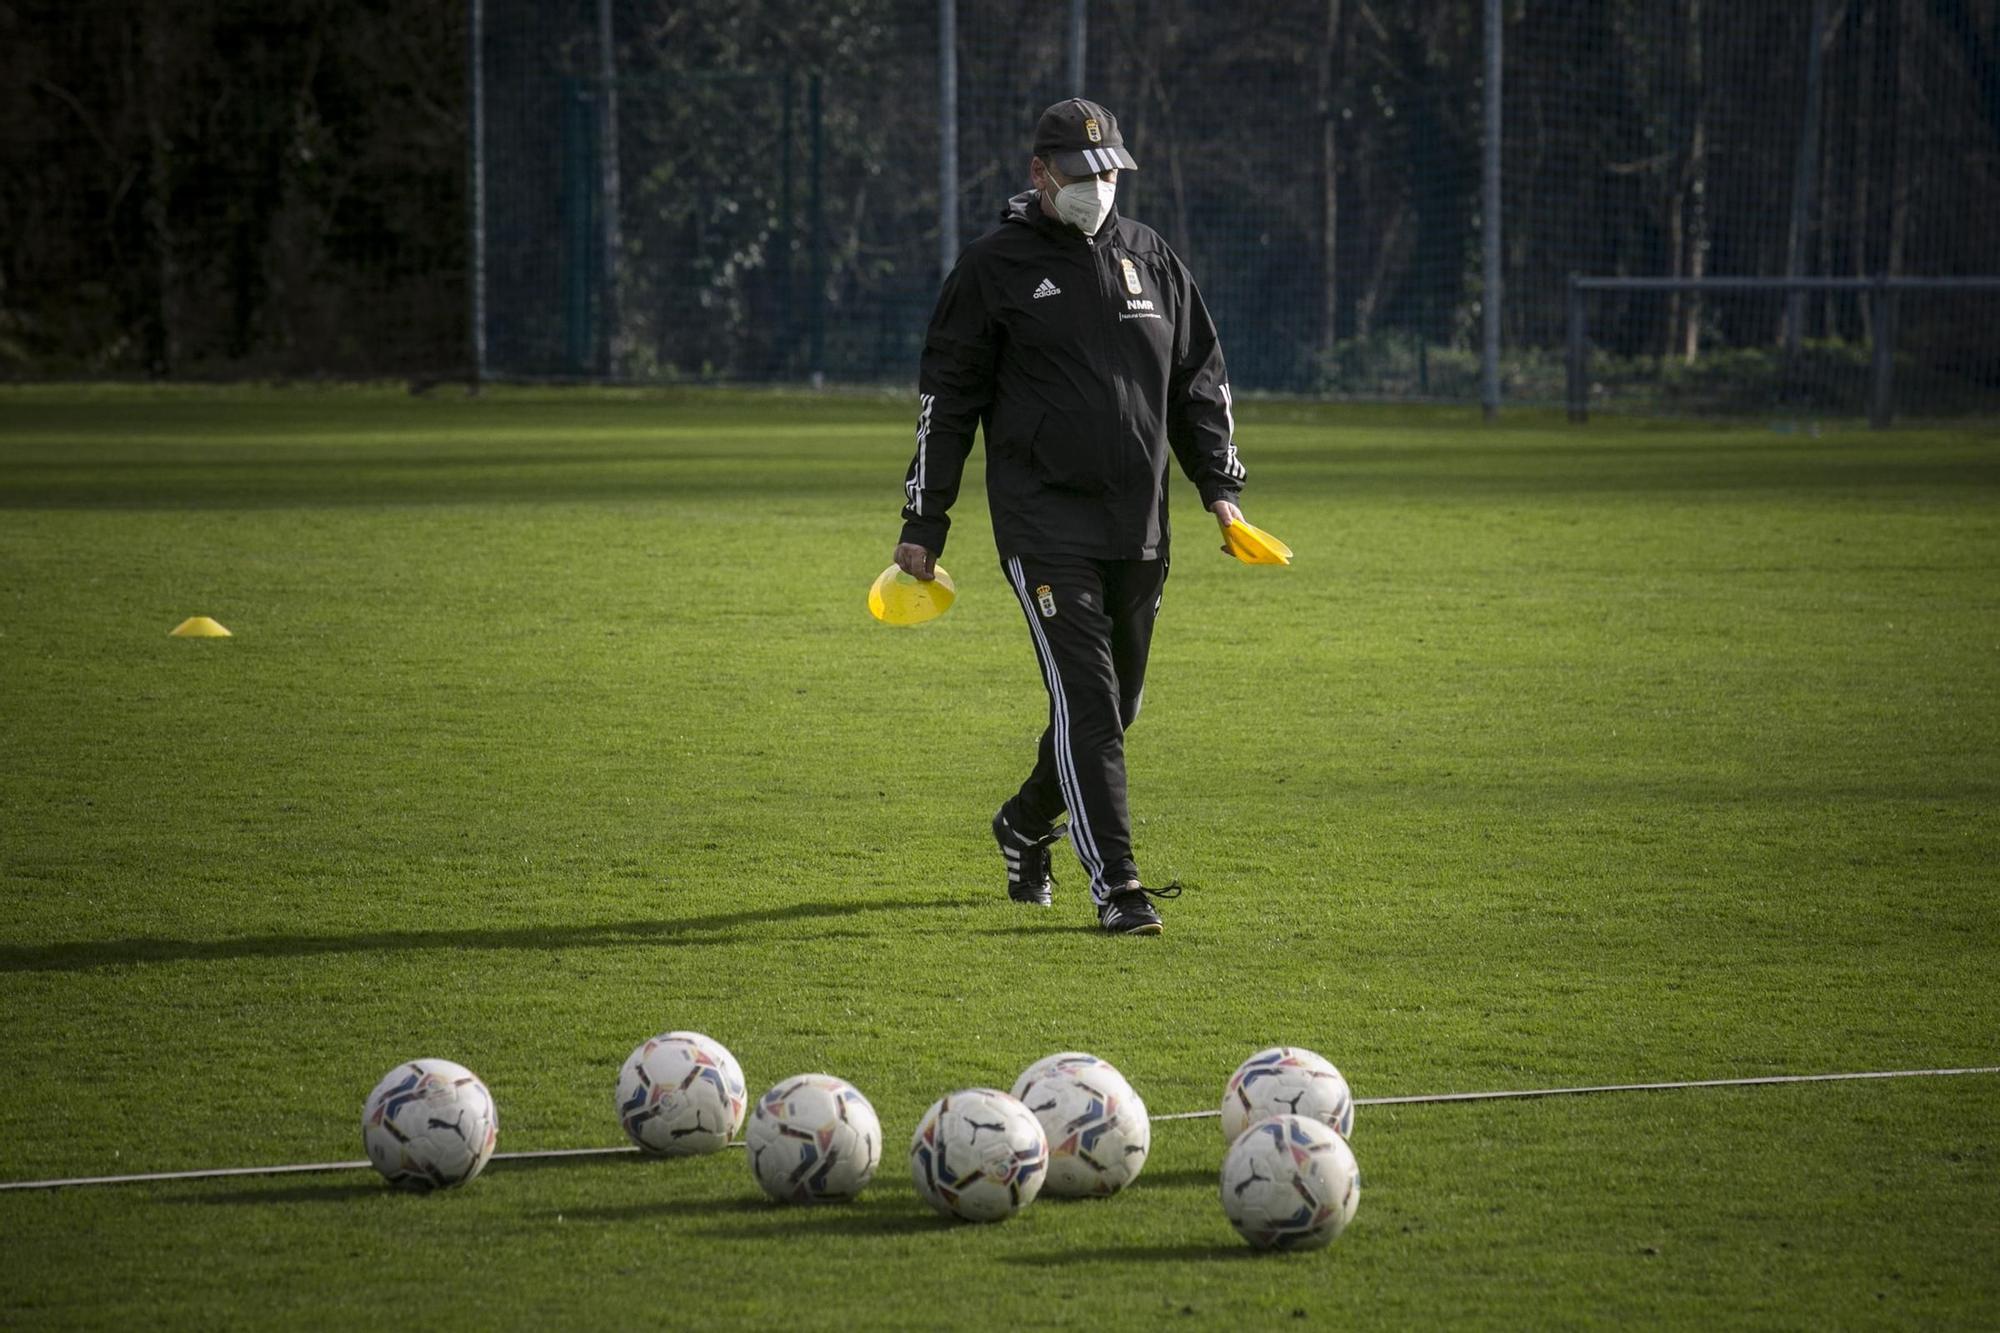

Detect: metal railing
[1566, 276, 2000, 427]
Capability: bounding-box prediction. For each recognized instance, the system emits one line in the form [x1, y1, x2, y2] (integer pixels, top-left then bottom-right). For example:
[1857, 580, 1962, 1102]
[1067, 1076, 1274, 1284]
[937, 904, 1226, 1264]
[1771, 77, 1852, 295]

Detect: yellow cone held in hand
[170, 616, 232, 637]
[1221, 518, 1294, 566]
[868, 564, 956, 626]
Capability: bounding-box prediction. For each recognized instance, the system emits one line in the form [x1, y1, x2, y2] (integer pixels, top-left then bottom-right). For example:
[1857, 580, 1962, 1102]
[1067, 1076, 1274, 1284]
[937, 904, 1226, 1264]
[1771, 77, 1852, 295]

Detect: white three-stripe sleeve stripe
[1006, 558, 1109, 897]
[1218, 383, 1244, 478]
[908, 393, 935, 513]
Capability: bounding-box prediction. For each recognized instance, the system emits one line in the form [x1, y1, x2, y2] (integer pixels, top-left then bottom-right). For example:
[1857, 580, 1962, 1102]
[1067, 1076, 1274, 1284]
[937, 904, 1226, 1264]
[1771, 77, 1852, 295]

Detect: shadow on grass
[971, 922, 1112, 937]
[705, 1206, 945, 1238]
[174, 1181, 388, 1206]
[551, 1196, 774, 1223]
[1130, 1166, 1225, 1190]
[0, 898, 943, 973]
[551, 1195, 940, 1236]
[0, 454, 888, 512]
[1002, 1242, 1257, 1265]
[490, 1152, 651, 1176]
[5, 435, 1995, 511]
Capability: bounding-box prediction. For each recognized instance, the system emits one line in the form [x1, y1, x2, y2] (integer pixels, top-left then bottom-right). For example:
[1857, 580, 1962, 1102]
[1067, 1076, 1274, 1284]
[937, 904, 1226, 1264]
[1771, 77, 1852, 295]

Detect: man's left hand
[1210, 498, 1244, 546]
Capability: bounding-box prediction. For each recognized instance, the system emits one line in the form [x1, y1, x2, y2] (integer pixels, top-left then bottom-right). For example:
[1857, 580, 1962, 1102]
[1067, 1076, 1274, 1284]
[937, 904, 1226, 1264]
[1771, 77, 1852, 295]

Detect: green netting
[472, 0, 1998, 414]
[6, 0, 1997, 414]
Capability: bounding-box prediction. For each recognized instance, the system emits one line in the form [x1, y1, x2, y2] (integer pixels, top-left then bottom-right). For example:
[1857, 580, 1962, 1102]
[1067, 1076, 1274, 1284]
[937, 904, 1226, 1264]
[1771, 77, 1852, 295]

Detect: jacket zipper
[1089, 233, 1133, 496]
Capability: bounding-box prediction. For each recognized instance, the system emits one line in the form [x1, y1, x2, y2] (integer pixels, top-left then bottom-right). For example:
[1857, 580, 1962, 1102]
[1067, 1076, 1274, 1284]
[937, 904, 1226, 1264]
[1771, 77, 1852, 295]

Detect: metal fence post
[595, 0, 622, 380]
[781, 69, 795, 375]
[1566, 275, 1587, 423]
[1481, 0, 1502, 422]
[1069, 0, 1088, 95]
[560, 77, 595, 376]
[1568, 278, 1584, 422]
[1782, 0, 1829, 358]
[1870, 280, 1895, 428]
[810, 72, 825, 387]
[467, 0, 487, 389]
[939, 0, 959, 281]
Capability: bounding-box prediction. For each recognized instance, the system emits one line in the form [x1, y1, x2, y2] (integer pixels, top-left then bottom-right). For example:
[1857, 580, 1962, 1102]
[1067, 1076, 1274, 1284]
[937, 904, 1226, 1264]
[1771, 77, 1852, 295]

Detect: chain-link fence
[470, 0, 2000, 417]
[7, 0, 1998, 418]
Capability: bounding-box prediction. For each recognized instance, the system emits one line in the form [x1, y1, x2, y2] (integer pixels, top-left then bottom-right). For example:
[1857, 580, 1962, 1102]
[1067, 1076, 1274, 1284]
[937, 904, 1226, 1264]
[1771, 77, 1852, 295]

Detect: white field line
[1145, 1064, 2000, 1120]
[4, 1065, 1994, 1193]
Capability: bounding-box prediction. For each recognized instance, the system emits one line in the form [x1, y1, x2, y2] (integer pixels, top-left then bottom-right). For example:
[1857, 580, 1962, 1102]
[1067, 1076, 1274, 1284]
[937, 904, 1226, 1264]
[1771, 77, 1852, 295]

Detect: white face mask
[1050, 176, 1117, 235]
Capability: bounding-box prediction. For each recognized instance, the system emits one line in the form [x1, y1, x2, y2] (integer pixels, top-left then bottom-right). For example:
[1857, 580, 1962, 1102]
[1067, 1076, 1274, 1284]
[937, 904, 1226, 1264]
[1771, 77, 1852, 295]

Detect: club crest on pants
[1035, 584, 1057, 618]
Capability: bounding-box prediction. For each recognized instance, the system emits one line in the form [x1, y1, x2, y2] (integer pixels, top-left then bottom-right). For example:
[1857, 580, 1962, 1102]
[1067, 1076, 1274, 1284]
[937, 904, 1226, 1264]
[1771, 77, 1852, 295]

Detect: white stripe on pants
[1006, 556, 1110, 897]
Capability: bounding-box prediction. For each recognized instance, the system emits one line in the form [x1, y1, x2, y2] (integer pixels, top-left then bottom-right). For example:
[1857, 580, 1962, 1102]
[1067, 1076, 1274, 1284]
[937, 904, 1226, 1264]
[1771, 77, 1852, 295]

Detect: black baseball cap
[1033, 98, 1139, 176]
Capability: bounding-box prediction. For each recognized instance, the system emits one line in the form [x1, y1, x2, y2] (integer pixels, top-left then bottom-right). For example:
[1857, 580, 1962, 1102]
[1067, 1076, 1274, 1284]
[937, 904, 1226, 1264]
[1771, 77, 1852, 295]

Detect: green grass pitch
[1, 385, 1996, 1327]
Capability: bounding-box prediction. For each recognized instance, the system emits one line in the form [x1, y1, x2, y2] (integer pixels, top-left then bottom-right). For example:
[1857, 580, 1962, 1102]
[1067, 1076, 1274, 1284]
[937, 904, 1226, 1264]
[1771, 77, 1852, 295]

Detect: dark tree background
[2, 0, 465, 377]
[4, 0, 1996, 399]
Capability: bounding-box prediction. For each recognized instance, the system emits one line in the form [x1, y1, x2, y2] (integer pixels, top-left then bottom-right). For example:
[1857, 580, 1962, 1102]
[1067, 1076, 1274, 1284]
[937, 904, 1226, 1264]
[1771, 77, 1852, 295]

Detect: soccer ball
[615, 1031, 748, 1155]
[1220, 1046, 1354, 1143]
[1010, 1050, 1121, 1098]
[909, 1088, 1049, 1222]
[361, 1058, 498, 1191]
[746, 1074, 882, 1204]
[1014, 1063, 1150, 1197]
[1218, 1113, 1361, 1250]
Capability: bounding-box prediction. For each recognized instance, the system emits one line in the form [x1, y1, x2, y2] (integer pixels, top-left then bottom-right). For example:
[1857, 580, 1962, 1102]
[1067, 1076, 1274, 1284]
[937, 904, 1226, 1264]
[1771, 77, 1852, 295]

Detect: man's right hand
[893, 542, 937, 581]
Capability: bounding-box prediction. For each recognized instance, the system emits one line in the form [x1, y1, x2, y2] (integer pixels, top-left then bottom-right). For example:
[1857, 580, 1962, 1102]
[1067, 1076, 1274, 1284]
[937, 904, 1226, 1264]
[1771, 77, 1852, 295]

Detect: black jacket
[898, 191, 1244, 561]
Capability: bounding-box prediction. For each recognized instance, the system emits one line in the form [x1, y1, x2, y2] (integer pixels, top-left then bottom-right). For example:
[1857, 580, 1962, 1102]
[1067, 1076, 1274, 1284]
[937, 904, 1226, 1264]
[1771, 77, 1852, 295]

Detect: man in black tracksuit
[892, 98, 1250, 936]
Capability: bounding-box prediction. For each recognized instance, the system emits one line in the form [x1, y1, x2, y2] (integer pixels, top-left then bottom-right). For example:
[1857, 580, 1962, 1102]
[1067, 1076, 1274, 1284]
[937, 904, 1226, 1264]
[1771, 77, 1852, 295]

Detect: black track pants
[1001, 553, 1168, 903]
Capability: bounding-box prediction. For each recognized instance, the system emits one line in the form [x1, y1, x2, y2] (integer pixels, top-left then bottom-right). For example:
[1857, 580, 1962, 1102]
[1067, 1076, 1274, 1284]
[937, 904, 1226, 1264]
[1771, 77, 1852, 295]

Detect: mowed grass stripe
[0, 387, 1995, 1327]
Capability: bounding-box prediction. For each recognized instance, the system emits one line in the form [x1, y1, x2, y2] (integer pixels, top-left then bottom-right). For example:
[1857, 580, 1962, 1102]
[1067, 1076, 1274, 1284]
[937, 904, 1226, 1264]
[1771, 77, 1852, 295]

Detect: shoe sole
[1104, 920, 1163, 935]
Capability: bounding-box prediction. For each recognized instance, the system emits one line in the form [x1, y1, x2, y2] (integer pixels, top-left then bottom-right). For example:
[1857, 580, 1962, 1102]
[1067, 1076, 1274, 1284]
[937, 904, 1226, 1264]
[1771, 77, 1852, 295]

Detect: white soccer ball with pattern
[1220, 1046, 1354, 1142]
[1219, 1113, 1361, 1250]
[746, 1074, 882, 1203]
[615, 1031, 748, 1155]
[1011, 1050, 1121, 1098]
[909, 1087, 1049, 1222]
[1014, 1063, 1150, 1197]
[361, 1058, 498, 1191]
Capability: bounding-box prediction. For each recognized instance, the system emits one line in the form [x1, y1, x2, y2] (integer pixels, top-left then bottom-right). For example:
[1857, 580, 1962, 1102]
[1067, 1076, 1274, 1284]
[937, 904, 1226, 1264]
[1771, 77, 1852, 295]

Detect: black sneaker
[993, 808, 1067, 907]
[1097, 881, 1182, 935]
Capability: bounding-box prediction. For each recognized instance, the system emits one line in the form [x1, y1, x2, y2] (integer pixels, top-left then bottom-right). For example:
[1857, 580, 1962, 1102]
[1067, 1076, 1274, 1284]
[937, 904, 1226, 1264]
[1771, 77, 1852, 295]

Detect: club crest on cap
[1084, 118, 1102, 143]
